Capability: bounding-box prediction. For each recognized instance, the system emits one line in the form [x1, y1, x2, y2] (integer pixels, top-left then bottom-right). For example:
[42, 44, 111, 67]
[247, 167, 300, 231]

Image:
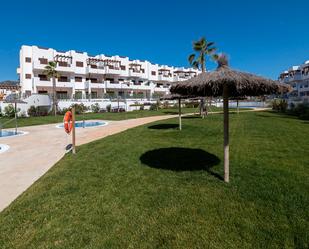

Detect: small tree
[188, 37, 218, 116]
[91, 103, 100, 113]
[4, 104, 19, 118]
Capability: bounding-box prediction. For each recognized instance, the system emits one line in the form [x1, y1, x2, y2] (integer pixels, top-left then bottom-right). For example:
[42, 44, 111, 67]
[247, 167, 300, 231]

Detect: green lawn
[1, 111, 307, 248]
[0, 107, 210, 129]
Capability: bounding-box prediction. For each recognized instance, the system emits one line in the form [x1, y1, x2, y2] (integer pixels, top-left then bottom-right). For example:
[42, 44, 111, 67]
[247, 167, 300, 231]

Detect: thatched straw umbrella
[171, 55, 291, 182]
[160, 94, 192, 130]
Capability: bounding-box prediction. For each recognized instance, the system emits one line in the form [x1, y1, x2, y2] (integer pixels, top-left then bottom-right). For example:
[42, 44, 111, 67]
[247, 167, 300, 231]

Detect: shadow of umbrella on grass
[140, 147, 222, 180]
[171, 54, 291, 182]
[148, 124, 179, 130]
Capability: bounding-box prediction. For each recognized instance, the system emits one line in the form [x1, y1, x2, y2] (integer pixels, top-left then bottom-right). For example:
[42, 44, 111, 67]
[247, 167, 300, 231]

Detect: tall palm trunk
[52, 77, 57, 116]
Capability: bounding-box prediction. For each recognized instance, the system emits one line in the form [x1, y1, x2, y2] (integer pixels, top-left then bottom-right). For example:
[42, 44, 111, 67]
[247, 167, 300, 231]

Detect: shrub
[106, 104, 111, 112]
[4, 104, 18, 118]
[36, 106, 49, 116]
[162, 101, 169, 109]
[70, 103, 87, 114]
[289, 103, 309, 120]
[91, 103, 100, 113]
[27, 106, 37, 117]
[149, 103, 158, 111]
[28, 106, 49, 117]
[272, 99, 288, 112]
[185, 101, 200, 108]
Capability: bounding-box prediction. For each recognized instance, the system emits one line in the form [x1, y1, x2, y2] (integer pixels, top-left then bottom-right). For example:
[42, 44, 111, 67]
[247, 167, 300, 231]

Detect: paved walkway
[0, 114, 178, 212]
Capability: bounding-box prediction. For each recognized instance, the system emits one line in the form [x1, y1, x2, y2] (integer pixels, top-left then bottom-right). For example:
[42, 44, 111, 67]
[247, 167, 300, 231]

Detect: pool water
[57, 121, 107, 128]
[0, 144, 9, 153]
[0, 130, 25, 138]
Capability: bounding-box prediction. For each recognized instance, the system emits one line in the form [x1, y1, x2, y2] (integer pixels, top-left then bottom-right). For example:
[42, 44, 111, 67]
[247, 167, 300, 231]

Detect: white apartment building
[17, 45, 200, 100]
[279, 60, 309, 102]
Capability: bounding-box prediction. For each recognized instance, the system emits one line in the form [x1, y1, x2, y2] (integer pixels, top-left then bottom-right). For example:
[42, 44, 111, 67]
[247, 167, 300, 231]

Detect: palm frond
[188, 54, 196, 64]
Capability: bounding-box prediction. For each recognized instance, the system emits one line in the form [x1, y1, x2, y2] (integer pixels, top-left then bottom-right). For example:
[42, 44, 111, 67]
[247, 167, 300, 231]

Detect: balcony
[34, 78, 73, 88]
[129, 69, 146, 78]
[105, 81, 131, 90]
[158, 74, 173, 81]
[87, 66, 105, 75]
[56, 65, 74, 73]
[33, 61, 74, 73]
[154, 86, 169, 92]
[104, 67, 122, 75]
[90, 82, 105, 89]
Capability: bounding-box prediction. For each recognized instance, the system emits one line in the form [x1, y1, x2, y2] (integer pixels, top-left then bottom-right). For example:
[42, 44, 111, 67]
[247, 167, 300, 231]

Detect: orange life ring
[64, 111, 73, 134]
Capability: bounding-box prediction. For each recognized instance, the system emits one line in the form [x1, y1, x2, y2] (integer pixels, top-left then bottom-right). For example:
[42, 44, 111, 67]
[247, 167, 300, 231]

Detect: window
[25, 74, 31, 79]
[106, 78, 114, 83]
[58, 61, 68, 67]
[38, 74, 48, 81]
[25, 57, 31, 63]
[90, 64, 97, 68]
[76, 61, 84, 67]
[75, 77, 82, 82]
[120, 65, 126, 70]
[38, 90, 48, 94]
[151, 71, 156, 76]
[58, 76, 68, 82]
[39, 58, 48, 64]
[88, 78, 98, 83]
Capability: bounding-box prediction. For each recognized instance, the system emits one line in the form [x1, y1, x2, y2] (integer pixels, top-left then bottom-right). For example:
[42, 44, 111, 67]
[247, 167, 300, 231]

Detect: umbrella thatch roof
[171, 56, 291, 97]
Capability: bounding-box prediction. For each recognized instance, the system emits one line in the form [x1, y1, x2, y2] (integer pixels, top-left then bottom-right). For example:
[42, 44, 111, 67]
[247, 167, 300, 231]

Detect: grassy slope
[0, 107, 205, 129]
[0, 112, 307, 248]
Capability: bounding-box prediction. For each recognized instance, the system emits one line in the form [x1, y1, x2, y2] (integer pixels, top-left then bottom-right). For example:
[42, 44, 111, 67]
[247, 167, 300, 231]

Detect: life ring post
[72, 107, 76, 154]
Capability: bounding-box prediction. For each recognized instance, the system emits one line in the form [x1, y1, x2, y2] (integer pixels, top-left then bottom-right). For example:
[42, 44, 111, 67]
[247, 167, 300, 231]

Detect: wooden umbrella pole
[178, 98, 182, 130]
[223, 85, 229, 183]
[72, 107, 76, 154]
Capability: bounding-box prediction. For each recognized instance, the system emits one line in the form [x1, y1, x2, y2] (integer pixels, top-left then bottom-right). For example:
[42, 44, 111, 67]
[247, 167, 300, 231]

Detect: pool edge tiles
[55, 121, 108, 129]
[0, 144, 10, 153]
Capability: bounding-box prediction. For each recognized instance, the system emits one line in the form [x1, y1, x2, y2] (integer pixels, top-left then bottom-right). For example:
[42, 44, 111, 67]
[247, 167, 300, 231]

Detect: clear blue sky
[0, 0, 308, 81]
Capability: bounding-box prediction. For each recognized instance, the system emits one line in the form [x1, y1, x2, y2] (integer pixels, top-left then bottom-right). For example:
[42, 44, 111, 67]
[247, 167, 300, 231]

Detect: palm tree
[188, 37, 217, 115]
[188, 37, 217, 72]
[43, 61, 60, 116]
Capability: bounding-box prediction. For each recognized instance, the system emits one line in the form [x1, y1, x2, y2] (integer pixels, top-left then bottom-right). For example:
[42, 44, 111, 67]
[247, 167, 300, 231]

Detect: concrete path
[0, 114, 178, 212]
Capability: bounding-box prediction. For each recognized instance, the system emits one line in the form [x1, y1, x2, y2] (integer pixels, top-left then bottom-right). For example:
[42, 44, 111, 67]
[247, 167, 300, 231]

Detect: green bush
[272, 99, 288, 112]
[289, 103, 309, 120]
[162, 101, 170, 109]
[28, 106, 49, 117]
[185, 101, 200, 108]
[91, 103, 100, 113]
[4, 104, 19, 118]
[70, 103, 87, 114]
[149, 103, 158, 111]
[27, 106, 37, 117]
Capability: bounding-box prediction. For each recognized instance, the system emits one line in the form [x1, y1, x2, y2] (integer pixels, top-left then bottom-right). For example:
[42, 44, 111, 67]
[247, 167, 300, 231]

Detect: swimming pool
[0, 130, 28, 138]
[0, 144, 10, 153]
[56, 121, 108, 129]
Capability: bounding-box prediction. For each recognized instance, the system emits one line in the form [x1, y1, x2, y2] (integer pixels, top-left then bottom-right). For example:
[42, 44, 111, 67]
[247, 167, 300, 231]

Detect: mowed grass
[0, 107, 204, 129]
[0, 111, 307, 248]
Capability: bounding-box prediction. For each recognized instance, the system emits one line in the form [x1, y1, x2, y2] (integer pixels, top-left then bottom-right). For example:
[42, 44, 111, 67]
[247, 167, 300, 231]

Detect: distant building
[279, 60, 309, 102]
[17, 45, 200, 100]
[0, 82, 20, 100]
